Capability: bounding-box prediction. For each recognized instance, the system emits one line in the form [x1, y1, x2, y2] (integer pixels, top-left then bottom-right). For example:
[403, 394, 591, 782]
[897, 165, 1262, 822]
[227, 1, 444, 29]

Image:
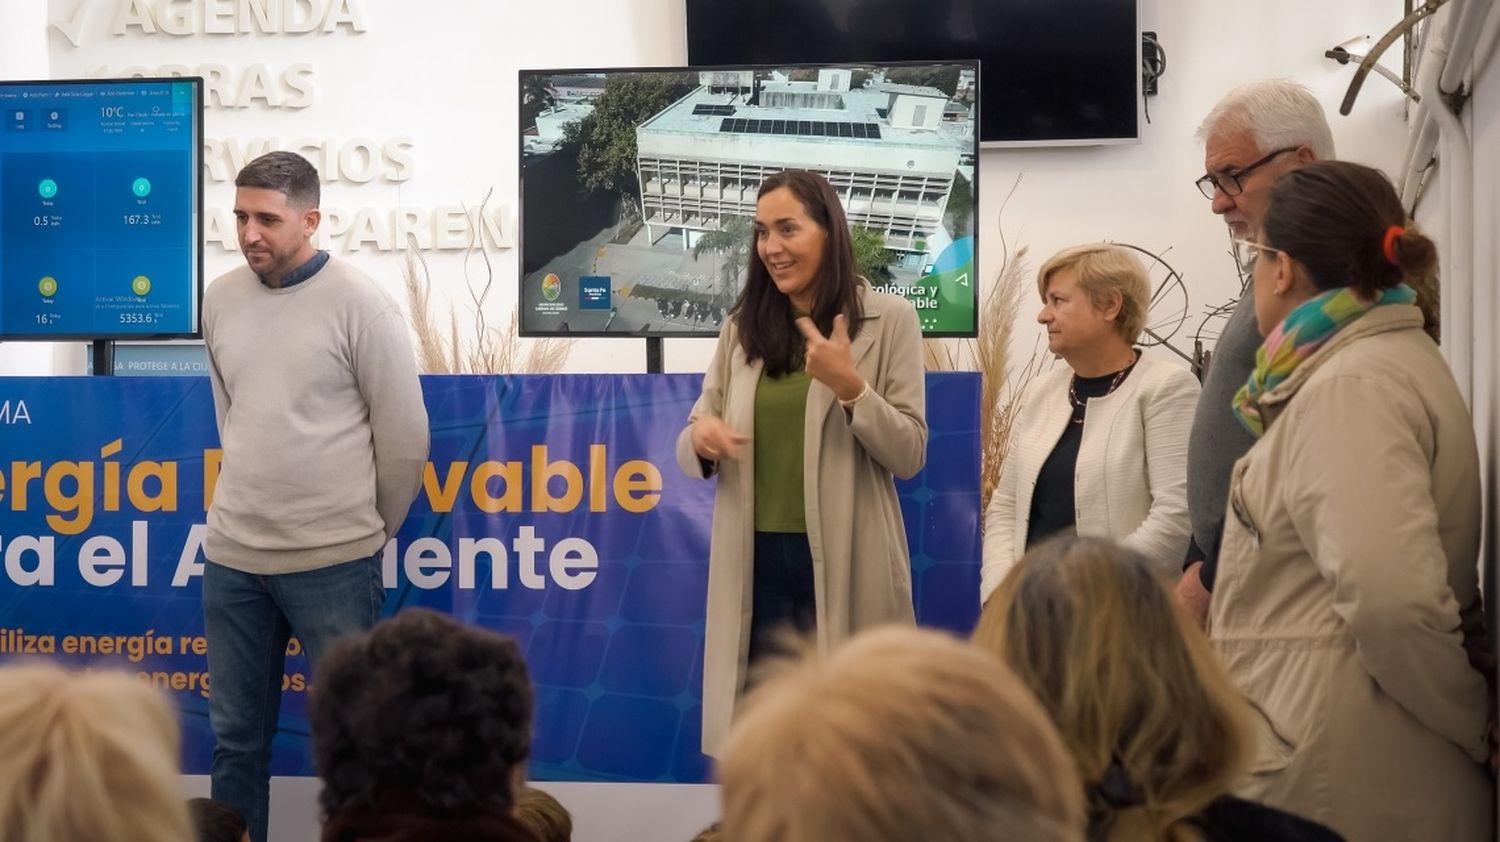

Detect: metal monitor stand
[91, 339, 116, 376]
[646, 337, 663, 374]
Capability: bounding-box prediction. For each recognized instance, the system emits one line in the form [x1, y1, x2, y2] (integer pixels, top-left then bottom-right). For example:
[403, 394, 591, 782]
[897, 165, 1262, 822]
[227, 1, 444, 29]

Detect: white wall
[18, 0, 1409, 378]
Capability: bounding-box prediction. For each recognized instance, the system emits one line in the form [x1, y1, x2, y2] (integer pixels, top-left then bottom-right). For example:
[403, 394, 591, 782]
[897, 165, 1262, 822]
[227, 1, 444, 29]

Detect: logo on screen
[579, 276, 611, 310]
[541, 273, 562, 302]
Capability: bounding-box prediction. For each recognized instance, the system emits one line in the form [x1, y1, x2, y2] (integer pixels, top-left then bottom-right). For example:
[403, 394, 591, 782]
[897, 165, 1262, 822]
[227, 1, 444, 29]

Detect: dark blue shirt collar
[265, 250, 330, 289]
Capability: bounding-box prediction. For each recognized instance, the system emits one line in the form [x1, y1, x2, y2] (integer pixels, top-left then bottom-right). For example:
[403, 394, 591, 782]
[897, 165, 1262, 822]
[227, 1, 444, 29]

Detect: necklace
[1068, 361, 1136, 425]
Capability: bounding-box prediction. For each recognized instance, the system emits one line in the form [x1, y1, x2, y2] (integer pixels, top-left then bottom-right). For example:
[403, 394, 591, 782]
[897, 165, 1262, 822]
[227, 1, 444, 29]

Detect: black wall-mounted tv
[519, 62, 980, 339]
[0, 77, 203, 340]
[685, 0, 1139, 146]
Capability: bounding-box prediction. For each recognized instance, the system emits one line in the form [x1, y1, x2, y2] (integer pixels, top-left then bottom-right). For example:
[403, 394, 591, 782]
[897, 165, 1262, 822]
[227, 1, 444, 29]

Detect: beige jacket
[676, 287, 926, 756]
[1211, 305, 1491, 841]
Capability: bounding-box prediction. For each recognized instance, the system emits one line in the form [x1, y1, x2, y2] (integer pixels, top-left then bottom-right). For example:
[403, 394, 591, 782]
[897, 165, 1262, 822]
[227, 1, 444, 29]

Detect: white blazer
[980, 356, 1199, 603]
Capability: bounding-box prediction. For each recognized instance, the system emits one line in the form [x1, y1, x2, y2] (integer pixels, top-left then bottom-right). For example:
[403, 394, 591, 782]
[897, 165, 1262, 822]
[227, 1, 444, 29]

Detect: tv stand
[646, 337, 663, 374]
[91, 340, 115, 377]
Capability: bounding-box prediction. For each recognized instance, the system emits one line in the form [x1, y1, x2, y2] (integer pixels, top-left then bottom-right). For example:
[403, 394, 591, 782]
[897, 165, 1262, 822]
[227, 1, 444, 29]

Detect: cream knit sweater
[202, 256, 428, 575]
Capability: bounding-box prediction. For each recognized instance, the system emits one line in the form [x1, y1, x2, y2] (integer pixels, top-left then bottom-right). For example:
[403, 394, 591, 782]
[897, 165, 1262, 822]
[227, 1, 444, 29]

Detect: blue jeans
[749, 531, 817, 665]
[203, 553, 385, 842]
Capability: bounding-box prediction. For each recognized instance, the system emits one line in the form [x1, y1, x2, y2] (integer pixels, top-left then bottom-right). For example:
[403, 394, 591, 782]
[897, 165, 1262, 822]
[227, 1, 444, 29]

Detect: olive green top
[753, 368, 811, 532]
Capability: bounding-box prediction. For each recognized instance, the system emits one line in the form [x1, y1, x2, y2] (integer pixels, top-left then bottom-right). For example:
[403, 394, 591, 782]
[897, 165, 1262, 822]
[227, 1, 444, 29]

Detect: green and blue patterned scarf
[1233, 284, 1415, 437]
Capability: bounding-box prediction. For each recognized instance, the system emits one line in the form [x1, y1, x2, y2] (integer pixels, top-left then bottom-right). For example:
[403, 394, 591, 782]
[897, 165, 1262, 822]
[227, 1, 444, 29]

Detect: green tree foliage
[692, 216, 754, 301]
[563, 74, 696, 200]
[884, 66, 962, 98]
[851, 225, 897, 282]
[945, 171, 974, 238]
[520, 76, 556, 131]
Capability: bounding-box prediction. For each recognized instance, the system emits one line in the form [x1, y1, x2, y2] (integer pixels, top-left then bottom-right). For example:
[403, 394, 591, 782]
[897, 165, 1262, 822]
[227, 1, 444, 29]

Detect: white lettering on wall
[202, 136, 415, 182]
[205, 205, 514, 253]
[111, 0, 368, 37]
[95, 63, 316, 109]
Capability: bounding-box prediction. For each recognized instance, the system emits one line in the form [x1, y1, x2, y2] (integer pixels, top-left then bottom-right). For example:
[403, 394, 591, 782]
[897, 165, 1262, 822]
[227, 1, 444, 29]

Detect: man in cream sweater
[201, 151, 428, 842]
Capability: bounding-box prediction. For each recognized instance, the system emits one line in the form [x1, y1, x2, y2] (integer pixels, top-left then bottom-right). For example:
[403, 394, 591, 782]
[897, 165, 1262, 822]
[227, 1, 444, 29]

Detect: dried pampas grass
[401, 189, 573, 374]
[922, 175, 1047, 516]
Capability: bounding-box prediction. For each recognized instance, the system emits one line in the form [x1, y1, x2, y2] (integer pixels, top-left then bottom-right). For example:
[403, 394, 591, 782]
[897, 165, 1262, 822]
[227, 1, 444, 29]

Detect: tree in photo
[692, 215, 754, 304]
[884, 66, 962, 98]
[851, 225, 897, 283]
[563, 73, 696, 213]
[945, 171, 974, 238]
[520, 76, 556, 132]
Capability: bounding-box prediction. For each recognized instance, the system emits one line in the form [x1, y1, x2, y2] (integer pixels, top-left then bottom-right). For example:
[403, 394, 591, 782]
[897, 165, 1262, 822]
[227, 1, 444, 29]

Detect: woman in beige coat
[676, 169, 926, 756]
[1212, 161, 1491, 841]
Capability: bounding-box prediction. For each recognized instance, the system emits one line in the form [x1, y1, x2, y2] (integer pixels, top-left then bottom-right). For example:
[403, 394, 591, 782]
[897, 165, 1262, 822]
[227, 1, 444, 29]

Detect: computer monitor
[0, 76, 204, 341]
[519, 62, 979, 338]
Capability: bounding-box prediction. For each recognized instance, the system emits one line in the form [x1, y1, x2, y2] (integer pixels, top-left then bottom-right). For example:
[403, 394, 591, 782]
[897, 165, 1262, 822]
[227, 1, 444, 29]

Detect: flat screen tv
[0, 76, 203, 340]
[685, 0, 1139, 146]
[519, 62, 979, 339]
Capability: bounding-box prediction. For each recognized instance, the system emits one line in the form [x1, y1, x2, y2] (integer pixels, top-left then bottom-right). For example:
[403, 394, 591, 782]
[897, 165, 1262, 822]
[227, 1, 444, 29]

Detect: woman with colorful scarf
[1210, 161, 1490, 841]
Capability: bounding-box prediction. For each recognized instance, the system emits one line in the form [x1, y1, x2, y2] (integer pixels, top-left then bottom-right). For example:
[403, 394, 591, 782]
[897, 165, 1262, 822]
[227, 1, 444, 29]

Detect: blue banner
[0, 373, 980, 783]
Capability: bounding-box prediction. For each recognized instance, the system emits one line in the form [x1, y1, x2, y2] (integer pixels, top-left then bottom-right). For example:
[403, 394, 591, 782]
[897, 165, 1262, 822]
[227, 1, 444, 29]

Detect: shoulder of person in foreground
[1194, 794, 1345, 842]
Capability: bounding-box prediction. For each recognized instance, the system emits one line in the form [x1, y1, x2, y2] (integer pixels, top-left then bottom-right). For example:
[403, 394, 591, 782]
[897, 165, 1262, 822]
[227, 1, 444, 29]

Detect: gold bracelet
[838, 381, 871, 409]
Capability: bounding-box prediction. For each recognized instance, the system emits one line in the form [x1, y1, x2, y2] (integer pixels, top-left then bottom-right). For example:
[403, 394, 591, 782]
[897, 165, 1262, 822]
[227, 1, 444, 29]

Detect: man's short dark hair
[187, 797, 248, 842]
[234, 150, 320, 209]
[309, 609, 533, 816]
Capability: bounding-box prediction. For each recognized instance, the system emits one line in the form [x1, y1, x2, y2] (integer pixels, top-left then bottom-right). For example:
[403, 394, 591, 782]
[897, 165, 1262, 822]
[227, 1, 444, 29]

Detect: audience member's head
[1196, 78, 1332, 237]
[188, 797, 250, 842]
[974, 536, 1252, 841]
[514, 785, 572, 842]
[690, 821, 723, 842]
[0, 663, 194, 842]
[718, 626, 1084, 842]
[309, 609, 533, 834]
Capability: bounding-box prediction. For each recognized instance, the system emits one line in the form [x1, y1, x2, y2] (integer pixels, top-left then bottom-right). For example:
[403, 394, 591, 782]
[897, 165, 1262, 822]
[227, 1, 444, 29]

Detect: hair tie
[1382, 225, 1405, 265]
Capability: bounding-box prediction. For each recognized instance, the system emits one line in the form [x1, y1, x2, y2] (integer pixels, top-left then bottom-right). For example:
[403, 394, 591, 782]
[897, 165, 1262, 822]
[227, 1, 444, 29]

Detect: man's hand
[796, 315, 863, 401]
[691, 416, 749, 463]
[1176, 561, 1212, 629]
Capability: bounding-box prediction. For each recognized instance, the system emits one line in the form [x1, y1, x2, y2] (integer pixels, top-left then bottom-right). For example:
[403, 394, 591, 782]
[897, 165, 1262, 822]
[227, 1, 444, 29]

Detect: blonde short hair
[0, 663, 193, 842]
[974, 536, 1253, 842]
[718, 627, 1084, 842]
[1037, 244, 1151, 344]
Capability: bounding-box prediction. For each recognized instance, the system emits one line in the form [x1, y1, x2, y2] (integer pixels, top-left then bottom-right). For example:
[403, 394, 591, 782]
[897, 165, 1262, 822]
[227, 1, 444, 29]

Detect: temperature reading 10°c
[100, 106, 125, 118]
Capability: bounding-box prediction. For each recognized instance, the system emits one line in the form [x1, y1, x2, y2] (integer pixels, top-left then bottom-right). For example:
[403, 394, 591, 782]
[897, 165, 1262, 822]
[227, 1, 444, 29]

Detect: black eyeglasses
[1195, 147, 1300, 199]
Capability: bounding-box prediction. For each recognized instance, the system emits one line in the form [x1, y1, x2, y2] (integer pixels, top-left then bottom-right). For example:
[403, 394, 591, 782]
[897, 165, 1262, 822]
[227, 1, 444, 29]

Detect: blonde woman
[980, 245, 1198, 604]
[719, 626, 1084, 842]
[0, 663, 194, 842]
[974, 536, 1340, 842]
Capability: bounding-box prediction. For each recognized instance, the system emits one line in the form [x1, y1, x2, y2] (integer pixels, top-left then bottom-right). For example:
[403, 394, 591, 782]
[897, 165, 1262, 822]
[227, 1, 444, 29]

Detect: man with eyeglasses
[1174, 79, 1332, 627]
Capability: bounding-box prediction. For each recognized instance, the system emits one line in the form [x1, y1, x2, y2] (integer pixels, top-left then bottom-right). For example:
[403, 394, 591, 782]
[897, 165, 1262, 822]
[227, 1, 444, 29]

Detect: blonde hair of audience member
[514, 785, 572, 842]
[689, 822, 723, 842]
[1037, 243, 1152, 348]
[973, 536, 1252, 842]
[718, 626, 1085, 842]
[0, 663, 194, 842]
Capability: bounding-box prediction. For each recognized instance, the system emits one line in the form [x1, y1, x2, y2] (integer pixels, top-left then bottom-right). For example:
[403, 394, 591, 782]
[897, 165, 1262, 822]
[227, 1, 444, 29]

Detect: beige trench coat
[676, 286, 926, 756]
[1211, 305, 1491, 841]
